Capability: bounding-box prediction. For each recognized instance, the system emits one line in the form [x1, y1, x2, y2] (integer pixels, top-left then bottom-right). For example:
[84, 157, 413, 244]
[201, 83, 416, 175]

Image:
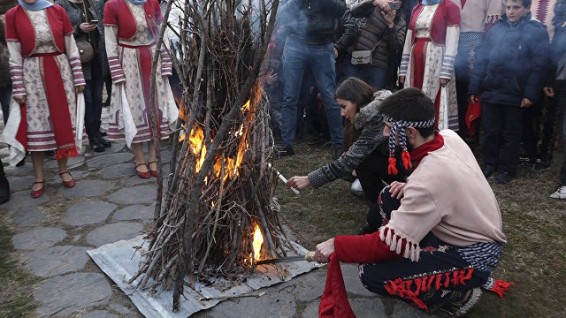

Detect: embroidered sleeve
[7, 41, 25, 97]
[65, 35, 86, 86]
[160, 48, 173, 76]
[399, 29, 413, 77]
[440, 25, 459, 80]
[104, 25, 125, 84]
[380, 184, 441, 262]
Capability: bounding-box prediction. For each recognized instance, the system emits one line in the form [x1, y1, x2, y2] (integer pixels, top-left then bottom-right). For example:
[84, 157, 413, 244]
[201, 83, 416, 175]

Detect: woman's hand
[544, 87, 554, 97]
[373, 0, 391, 13]
[389, 181, 406, 199]
[382, 6, 396, 28]
[520, 97, 533, 108]
[75, 85, 85, 94]
[13, 95, 26, 104]
[440, 78, 449, 87]
[286, 176, 310, 190]
[314, 238, 335, 263]
[79, 22, 97, 33]
[398, 76, 405, 86]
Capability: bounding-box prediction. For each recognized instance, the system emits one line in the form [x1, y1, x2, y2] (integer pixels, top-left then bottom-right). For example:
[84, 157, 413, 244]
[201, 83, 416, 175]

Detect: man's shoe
[440, 288, 482, 317]
[275, 144, 294, 157]
[550, 186, 566, 199]
[482, 165, 496, 178]
[495, 171, 512, 185]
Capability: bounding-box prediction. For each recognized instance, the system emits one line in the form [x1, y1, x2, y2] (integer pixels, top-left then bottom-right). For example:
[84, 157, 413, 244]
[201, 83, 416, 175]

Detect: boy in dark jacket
[469, 0, 550, 184]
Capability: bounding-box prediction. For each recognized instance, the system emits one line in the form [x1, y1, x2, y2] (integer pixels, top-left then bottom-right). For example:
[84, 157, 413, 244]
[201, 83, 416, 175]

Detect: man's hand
[389, 181, 406, 199]
[398, 76, 405, 86]
[79, 22, 97, 33]
[440, 78, 449, 87]
[13, 95, 26, 104]
[520, 97, 533, 108]
[544, 87, 555, 97]
[315, 238, 335, 263]
[75, 85, 85, 94]
[286, 176, 310, 190]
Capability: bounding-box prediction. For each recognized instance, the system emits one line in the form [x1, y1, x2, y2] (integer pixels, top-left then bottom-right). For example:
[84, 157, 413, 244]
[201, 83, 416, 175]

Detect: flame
[252, 223, 263, 262]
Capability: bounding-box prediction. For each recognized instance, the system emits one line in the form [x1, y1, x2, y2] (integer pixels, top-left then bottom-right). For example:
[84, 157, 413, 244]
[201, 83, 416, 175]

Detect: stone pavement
[0, 142, 429, 318]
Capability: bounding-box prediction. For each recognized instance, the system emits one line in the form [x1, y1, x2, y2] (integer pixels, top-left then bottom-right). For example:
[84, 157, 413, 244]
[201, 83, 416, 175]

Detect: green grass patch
[0, 220, 37, 317]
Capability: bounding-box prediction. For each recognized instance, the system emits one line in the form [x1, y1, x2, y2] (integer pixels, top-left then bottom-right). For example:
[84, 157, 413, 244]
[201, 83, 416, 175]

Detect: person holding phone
[57, 0, 111, 153]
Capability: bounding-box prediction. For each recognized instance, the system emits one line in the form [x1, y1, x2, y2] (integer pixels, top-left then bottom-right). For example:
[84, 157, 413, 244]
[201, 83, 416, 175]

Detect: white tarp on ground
[88, 235, 322, 317]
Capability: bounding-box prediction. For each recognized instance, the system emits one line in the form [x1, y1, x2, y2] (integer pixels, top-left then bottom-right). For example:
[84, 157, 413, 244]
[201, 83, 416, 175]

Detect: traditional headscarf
[382, 115, 435, 175]
[17, 0, 53, 11]
[128, 0, 147, 4]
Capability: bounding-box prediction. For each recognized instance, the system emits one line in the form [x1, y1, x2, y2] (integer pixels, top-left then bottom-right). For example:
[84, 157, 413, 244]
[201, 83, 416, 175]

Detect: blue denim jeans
[281, 37, 343, 149]
[343, 59, 387, 90]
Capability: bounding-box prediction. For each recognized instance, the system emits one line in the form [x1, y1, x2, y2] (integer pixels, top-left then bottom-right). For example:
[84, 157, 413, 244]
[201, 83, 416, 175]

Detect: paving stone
[112, 205, 154, 221]
[99, 162, 135, 180]
[11, 206, 46, 227]
[87, 152, 134, 169]
[3, 162, 34, 176]
[107, 185, 157, 205]
[301, 296, 385, 318]
[6, 174, 35, 192]
[199, 287, 297, 318]
[45, 156, 85, 170]
[64, 200, 116, 226]
[86, 222, 144, 247]
[123, 175, 155, 187]
[389, 299, 430, 318]
[342, 264, 375, 297]
[34, 272, 112, 317]
[83, 310, 119, 318]
[278, 268, 326, 303]
[24, 245, 90, 277]
[2, 189, 50, 211]
[58, 180, 116, 197]
[108, 303, 134, 315]
[12, 227, 66, 250]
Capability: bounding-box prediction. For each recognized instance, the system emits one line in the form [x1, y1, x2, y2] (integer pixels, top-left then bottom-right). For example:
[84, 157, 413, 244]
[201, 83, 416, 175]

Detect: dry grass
[274, 142, 566, 318]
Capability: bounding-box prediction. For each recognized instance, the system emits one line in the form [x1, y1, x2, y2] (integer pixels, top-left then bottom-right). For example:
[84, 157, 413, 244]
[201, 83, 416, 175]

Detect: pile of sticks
[132, 0, 289, 310]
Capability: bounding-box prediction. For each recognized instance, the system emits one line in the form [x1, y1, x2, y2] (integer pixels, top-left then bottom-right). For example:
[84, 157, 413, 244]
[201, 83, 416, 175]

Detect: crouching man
[313, 88, 510, 317]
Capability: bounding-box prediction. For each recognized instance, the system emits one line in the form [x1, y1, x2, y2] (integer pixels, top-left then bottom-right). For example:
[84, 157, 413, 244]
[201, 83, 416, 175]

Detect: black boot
[86, 122, 105, 153]
[94, 120, 111, 148]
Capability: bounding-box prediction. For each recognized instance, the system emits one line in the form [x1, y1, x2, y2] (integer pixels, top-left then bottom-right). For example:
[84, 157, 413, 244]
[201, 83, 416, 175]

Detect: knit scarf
[17, 0, 53, 11]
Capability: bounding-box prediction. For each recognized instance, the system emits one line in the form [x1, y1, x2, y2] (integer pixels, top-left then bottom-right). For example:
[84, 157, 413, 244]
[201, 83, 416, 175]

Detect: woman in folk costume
[399, 0, 461, 130]
[3, 0, 86, 198]
[103, 0, 178, 178]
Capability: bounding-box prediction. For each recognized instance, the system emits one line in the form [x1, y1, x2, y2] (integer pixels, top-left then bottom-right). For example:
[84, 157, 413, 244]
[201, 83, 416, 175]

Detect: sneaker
[518, 156, 535, 167]
[482, 165, 496, 178]
[275, 144, 294, 157]
[550, 186, 566, 199]
[351, 178, 364, 197]
[495, 171, 512, 185]
[533, 159, 551, 171]
[441, 288, 482, 317]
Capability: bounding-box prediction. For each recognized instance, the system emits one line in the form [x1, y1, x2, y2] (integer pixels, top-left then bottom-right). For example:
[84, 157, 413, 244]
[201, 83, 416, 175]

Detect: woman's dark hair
[336, 77, 375, 111]
[379, 88, 436, 137]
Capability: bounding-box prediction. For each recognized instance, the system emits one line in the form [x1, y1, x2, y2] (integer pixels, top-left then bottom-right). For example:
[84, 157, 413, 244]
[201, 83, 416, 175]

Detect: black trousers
[356, 149, 407, 228]
[481, 102, 523, 175]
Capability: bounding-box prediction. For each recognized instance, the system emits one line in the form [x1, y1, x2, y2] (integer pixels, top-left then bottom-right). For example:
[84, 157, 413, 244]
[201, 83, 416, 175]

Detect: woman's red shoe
[31, 180, 45, 198]
[136, 163, 151, 179]
[148, 161, 158, 177]
[59, 171, 75, 188]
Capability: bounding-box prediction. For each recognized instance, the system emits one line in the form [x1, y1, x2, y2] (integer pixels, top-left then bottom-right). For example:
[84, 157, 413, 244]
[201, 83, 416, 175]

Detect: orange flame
[252, 223, 263, 262]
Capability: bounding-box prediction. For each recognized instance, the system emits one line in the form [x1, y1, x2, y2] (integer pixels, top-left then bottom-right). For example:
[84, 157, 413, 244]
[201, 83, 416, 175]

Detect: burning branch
[134, 0, 287, 311]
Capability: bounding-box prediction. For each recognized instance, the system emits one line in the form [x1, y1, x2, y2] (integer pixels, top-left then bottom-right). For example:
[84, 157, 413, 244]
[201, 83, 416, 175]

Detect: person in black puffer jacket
[287, 77, 408, 234]
[469, 0, 551, 185]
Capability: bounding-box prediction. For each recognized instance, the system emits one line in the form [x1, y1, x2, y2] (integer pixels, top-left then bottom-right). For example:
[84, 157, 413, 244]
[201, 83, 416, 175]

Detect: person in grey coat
[287, 77, 408, 234]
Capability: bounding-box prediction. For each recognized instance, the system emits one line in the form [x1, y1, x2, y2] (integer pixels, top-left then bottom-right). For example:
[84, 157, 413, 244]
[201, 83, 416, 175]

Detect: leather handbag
[76, 39, 94, 64]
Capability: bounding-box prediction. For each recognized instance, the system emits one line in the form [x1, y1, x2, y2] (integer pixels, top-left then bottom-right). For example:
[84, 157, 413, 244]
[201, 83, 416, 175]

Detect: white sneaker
[351, 178, 364, 197]
[550, 186, 566, 199]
